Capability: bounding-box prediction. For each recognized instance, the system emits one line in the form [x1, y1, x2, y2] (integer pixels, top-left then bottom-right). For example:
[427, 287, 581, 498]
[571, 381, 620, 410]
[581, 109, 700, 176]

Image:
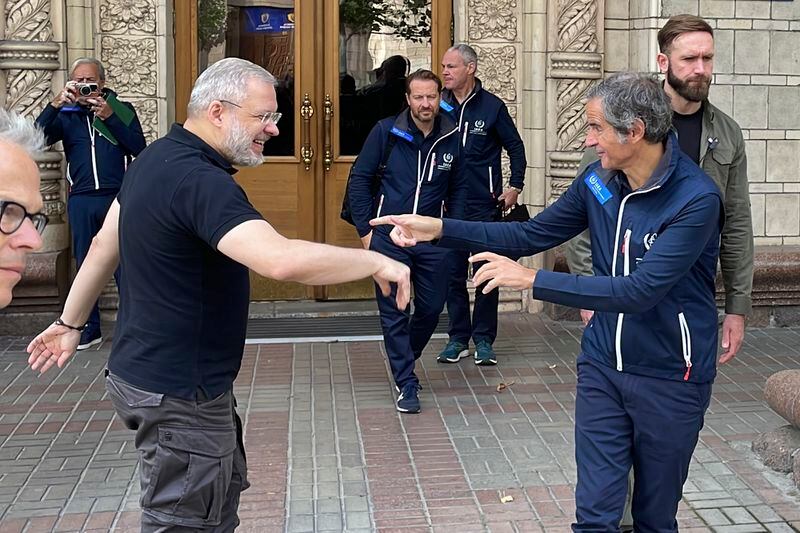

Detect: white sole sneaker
[77, 336, 103, 351]
[438, 349, 470, 363]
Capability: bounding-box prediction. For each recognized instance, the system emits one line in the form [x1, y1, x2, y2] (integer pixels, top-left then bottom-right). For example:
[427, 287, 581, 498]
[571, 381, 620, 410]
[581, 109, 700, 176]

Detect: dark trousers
[106, 372, 249, 532]
[370, 231, 452, 388]
[445, 250, 499, 345]
[572, 359, 712, 533]
[68, 191, 118, 334]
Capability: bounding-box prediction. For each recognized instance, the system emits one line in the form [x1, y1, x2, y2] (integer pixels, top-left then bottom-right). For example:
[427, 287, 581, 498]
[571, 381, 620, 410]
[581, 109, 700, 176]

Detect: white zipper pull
[428, 153, 436, 182]
[462, 122, 468, 146]
[622, 229, 632, 276]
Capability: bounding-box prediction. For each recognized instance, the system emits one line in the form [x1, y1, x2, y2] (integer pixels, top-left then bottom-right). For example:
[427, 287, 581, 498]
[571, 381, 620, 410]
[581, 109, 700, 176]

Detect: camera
[75, 82, 98, 96]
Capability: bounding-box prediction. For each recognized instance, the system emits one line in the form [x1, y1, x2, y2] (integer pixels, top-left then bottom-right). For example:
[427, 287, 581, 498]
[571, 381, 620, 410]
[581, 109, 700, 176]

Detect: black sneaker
[77, 329, 102, 351]
[396, 383, 421, 414]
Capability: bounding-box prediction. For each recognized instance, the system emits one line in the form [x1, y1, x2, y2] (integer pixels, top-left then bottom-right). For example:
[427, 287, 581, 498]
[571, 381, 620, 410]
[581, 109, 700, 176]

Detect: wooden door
[175, 1, 452, 301]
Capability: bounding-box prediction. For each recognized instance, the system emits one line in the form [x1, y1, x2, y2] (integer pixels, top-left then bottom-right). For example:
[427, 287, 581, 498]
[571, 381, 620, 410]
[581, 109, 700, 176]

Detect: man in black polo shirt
[26, 58, 410, 532]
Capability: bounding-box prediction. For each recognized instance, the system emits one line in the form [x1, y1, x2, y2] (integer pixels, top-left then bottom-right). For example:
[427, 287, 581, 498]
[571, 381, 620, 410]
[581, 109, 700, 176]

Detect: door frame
[173, 1, 453, 301]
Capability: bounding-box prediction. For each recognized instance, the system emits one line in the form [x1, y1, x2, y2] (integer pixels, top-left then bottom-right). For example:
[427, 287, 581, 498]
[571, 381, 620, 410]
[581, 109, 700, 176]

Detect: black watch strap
[54, 317, 87, 332]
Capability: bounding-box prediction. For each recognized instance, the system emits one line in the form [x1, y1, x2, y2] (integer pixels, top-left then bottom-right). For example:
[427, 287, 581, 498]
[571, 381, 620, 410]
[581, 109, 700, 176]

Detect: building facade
[1, 0, 798, 332]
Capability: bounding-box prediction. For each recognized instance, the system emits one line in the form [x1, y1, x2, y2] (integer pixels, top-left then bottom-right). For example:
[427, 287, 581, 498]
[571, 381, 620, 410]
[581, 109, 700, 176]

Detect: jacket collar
[391, 108, 458, 142]
[167, 123, 237, 175]
[441, 77, 483, 108]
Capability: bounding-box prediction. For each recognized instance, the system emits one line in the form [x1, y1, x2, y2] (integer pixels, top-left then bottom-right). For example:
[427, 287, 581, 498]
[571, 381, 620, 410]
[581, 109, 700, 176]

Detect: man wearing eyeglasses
[0, 108, 47, 309]
[27, 58, 410, 533]
[35, 57, 146, 350]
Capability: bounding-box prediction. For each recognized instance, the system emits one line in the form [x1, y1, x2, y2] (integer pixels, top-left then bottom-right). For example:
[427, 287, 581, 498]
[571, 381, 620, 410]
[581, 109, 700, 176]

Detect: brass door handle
[323, 94, 333, 172]
[300, 93, 314, 171]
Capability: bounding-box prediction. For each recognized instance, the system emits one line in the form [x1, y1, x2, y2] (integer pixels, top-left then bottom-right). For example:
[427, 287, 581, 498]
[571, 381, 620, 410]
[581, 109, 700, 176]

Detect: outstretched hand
[369, 215, 443, 248]
[718, 313, 745, 364]
[371, 254, 412, 310]
[471, 252, 537, 294]
[27, 323, 81, 374]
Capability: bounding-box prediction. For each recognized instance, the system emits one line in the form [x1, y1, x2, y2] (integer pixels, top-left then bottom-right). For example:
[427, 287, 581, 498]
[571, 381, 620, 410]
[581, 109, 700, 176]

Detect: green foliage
[198, 0, 228, 51]
[340, 0, 431, 43]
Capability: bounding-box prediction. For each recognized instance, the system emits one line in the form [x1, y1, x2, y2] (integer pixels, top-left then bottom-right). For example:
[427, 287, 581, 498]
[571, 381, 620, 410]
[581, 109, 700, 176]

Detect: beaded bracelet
[54, 317, 87, 332]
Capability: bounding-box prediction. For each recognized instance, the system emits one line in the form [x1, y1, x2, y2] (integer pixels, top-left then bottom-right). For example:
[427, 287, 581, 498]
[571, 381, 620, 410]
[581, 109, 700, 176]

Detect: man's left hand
[87, 97, 113, 120]
[498, 187, 520, 209]
[719, 313, 745, 364]
[470, 252, 536, 294]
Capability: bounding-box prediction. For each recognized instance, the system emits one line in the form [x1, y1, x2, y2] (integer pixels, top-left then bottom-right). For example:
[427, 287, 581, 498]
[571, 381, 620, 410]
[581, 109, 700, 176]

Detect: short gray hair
[586, 72, 673, 144]
[187, 58, 276, 118]
[0, 108, 45, 159]
[448, 43, 478, 69]
[69, 57, 106, 81]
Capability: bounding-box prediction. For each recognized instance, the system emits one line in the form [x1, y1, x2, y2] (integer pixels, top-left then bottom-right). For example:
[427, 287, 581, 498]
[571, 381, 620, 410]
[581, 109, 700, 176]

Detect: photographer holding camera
[36, 57, 146, 350]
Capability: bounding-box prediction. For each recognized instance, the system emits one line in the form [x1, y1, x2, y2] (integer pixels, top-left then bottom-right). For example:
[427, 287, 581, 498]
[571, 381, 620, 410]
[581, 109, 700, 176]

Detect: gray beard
[221, 118, 263, 167]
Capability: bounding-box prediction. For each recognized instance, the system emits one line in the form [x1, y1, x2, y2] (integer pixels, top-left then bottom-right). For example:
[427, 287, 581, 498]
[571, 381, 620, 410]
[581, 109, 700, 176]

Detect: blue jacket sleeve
[438, 173, 588, 255]
[446, 155, 468, 220]
[103, 102, 146, 156]
[349, 122, 385, 237]
[495, 104, 526, 189]
[35, 104, 64, 146]
[533, 193, 722, 313]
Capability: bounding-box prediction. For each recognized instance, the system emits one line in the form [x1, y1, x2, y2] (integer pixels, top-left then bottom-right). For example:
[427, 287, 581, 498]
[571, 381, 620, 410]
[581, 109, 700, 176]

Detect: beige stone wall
[604, 0, 800, 246]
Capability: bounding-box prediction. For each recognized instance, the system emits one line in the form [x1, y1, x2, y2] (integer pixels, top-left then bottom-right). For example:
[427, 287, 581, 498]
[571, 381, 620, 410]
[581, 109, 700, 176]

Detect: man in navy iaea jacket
[36, 58, 146, 350]
[349, 69, 467, 415]
[372, 73, 724, 531]
[438, 44, 527, 366]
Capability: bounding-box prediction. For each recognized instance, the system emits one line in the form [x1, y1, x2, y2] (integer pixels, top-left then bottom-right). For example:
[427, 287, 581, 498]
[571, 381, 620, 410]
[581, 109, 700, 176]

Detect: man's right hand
[370, 214, 443, 247]
[27, 322, 81, 374]
[580, 309, 594, 326]
[370, 253, 411, 310]
[52, 83, 78, 108]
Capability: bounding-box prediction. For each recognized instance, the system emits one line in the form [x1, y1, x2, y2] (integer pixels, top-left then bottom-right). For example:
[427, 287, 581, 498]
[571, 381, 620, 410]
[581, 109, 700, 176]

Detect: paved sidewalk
[1, 314, 799, 532]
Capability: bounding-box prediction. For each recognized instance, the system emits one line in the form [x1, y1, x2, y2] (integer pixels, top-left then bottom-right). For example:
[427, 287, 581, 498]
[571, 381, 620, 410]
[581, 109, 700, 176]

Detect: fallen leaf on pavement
[496, 381, 515, 392]
[500, 495, 514, 503]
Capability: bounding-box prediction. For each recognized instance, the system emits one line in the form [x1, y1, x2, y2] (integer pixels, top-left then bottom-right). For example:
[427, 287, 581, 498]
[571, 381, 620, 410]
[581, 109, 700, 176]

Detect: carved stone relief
[473, 45, 517, 102]
[468, 0, 518, 41]
[100, 36, 158, 97]
[5, 0, 53, 41]
[547, 0, 603, 204]
[99, 0, 157, 33]
[135, 98, 159, 143]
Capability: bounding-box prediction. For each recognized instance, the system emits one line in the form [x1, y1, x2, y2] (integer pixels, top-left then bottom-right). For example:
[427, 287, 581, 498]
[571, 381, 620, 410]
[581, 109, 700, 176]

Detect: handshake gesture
[370, 214, 537, 293]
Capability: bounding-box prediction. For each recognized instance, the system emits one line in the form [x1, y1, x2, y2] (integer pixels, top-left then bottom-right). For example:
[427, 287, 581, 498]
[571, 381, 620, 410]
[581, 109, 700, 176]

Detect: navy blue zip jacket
[35, 89, 146, 195]
[349, 109, 467, 238]
[438, 132, 724, 383]
[441, 78, 526, 218]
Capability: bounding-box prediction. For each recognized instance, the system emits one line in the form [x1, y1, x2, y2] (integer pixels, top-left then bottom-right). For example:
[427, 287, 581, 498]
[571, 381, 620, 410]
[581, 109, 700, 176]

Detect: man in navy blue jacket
[36, 58, 146, 350]
[349, 69, 467, 414]
[373, 72, 723, 530]
[438, 44, 527, 366]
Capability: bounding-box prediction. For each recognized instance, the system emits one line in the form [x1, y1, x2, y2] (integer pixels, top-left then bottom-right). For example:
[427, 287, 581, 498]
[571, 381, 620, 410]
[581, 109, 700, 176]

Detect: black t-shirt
[672, 105, 703, 164]
[109, 123, 263, 400]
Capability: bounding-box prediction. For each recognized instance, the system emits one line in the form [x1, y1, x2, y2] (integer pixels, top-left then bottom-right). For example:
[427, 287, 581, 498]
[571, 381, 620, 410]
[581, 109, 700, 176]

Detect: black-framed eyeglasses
[220, 100, 282, 125]
[0, 200, 47, 236]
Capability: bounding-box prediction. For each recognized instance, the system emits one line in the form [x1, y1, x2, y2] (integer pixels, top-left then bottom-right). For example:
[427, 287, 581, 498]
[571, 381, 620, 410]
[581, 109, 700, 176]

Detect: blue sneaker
[437, 340, 470, 363]
[77, 328, 102, 351]
[396, 383, 421, 414]
[474, 340, 497, 366]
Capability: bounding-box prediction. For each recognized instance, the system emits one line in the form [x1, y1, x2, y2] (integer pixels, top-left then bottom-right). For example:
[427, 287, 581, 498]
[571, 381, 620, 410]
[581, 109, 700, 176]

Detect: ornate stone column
[0, 0, 70, 333]
[456, 0, 526, 312]
[546, 0, 603, 203]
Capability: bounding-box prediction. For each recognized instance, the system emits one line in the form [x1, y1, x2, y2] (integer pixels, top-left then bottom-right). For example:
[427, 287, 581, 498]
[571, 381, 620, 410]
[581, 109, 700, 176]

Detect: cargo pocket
[141, 425, 237, 528]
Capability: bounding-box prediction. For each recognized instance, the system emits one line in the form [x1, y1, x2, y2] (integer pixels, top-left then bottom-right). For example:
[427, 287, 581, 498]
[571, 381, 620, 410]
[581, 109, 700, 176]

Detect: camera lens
[79, 85, 92, 96]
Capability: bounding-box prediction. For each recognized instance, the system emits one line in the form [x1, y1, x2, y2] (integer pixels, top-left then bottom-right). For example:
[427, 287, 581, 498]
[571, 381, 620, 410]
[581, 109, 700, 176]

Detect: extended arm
[28, 200, 121, 372]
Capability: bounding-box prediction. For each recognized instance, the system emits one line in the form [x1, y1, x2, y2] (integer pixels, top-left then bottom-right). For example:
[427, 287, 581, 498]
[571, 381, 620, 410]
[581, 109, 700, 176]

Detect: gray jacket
[566, 100, 754, 315]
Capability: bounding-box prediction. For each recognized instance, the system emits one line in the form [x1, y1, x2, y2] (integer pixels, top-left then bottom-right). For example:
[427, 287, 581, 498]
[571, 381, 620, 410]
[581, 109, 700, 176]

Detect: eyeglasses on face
[219, 100, 282, 125]
[0, 200, 47, 236]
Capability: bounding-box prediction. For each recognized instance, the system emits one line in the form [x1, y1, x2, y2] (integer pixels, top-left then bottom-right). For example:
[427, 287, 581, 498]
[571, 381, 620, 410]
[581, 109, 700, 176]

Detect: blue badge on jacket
[390, 127, 414, 142]
[440, 100, 454, 113]
[584, 172, 612, 205]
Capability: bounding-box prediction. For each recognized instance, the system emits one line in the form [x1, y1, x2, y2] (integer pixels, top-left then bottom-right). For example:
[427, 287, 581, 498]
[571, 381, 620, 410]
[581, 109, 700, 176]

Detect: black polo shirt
[109, 123, 263, 400]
